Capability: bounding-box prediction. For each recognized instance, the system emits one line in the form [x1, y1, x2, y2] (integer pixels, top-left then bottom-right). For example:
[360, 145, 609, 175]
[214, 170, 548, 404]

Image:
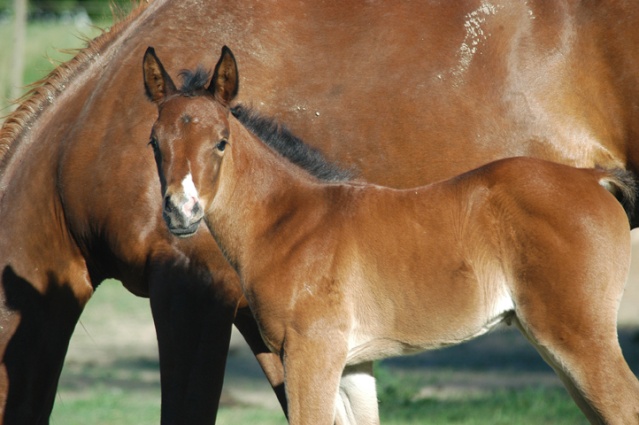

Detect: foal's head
[143, 46, 238, 237]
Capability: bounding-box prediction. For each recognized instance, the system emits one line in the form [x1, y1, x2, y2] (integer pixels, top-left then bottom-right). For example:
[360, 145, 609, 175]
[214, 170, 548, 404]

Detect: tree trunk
[10, 0, 27, 104]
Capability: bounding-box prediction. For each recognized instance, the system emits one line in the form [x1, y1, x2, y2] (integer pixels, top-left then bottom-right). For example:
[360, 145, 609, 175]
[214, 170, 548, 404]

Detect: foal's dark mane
[230, 105, 354, 182]
[178, 66, 212, 97]
[178, 67, 354, 182]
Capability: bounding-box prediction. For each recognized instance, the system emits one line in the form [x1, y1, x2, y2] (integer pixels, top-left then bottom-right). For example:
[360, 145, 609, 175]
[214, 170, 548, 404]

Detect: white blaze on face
[182, 173, 199, 199]
[180, 173, 200, 215]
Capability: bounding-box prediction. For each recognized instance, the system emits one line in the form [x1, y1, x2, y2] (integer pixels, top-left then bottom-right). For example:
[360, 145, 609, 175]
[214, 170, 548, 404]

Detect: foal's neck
[208, 118, 336, 275]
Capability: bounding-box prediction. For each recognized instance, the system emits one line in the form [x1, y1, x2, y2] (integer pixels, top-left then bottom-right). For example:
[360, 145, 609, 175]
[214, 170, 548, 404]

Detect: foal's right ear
[143, 47, 177, 104]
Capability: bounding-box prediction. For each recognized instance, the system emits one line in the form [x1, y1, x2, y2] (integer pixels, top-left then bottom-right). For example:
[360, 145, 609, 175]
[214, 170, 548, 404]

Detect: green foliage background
[0, 0, 122, 19]
[0, 1, 133, 113]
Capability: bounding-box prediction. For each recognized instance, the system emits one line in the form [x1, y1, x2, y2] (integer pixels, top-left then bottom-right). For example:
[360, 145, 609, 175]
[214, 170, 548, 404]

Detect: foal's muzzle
[163, 192, 204, 238]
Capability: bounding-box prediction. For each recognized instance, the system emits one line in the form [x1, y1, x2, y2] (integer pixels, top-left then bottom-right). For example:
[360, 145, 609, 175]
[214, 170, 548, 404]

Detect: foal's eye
[215, 139, 228, 152]
[148, 137, 159, 150]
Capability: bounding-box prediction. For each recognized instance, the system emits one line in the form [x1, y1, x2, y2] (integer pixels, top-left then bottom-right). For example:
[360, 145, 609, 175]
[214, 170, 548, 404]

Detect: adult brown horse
[3, 0, 639, 423]
[144, 45, 639, 424]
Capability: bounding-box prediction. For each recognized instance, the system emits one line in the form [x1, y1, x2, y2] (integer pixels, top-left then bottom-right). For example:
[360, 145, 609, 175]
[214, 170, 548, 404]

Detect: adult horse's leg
[335, 362, 379, 425]
[148, 255, 237, 425]
[0, 265, 91, 424]
[234, 306, 288, 414]
[147, 236, 291, 424]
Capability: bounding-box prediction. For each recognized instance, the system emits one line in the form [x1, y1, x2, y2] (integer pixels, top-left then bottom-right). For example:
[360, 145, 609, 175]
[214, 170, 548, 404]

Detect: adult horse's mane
[0, 0, 150, 168]
[178, 66, 354, 182]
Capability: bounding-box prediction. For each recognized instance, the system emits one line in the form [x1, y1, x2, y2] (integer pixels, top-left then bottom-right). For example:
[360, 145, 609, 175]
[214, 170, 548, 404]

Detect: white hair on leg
[335, 362, 379, 425]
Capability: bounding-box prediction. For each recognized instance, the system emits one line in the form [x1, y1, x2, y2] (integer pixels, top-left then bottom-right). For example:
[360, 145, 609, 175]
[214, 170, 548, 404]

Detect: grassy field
[3, 17, 639, 425]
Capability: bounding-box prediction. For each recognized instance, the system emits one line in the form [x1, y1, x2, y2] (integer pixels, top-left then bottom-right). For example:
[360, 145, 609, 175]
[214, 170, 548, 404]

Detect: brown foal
[143, 47, 639, 424]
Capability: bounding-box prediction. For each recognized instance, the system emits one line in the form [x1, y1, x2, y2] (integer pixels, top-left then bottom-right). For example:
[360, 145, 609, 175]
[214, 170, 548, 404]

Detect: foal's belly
[345, 285, 515, 365]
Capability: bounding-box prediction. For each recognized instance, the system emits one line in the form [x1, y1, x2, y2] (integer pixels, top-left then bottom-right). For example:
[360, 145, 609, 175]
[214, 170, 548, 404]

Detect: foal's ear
[208, 46, 239, 106]
[143, 47, 177, 104]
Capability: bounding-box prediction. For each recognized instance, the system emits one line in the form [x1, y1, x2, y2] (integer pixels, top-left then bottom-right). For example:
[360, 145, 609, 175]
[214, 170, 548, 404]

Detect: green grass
[52, 390, 586, 425]
[53, 387, 585, 425]
[376, 367, 585, 425]
[379, 389, 585, 425]
[52, 389, 162, 425]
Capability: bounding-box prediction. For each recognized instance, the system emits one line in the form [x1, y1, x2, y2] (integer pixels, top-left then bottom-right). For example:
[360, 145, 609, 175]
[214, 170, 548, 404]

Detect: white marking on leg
[335, 364, 379, 425]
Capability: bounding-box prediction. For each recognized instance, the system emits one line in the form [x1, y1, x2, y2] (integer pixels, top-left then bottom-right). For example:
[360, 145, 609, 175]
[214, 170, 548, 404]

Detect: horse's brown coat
[146, 47, 639, 424]
[3, 0, 639, 422]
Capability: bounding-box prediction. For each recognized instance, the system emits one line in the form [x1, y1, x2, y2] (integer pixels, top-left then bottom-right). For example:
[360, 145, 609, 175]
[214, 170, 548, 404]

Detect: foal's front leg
[282, 327, 349, 425]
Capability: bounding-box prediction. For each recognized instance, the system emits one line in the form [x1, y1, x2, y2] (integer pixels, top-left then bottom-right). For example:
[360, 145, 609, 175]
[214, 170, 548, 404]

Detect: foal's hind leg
[335, 362, 380, 425]
[513, 271, 639, 424]
[515, 315, 639, 424]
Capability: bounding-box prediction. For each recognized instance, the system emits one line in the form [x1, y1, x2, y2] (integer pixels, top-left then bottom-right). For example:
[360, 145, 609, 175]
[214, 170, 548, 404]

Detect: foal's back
[346, 156, 631, 283]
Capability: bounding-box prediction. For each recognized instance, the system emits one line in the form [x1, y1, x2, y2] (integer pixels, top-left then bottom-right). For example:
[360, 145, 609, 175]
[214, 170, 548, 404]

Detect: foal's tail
[598, 167, 638, 226]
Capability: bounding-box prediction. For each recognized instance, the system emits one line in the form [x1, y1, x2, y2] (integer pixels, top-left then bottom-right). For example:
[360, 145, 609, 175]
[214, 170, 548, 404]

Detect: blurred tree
[10, 0, 26, 102]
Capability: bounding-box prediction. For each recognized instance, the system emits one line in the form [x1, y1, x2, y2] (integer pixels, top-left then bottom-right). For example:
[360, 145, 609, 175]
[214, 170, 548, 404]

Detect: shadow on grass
[58, 356, 161, 393]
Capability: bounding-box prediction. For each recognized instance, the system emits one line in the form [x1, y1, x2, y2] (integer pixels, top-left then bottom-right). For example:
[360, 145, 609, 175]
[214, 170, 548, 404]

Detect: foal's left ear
[208, 46, 239, 107]
[143, 47, 177, 104]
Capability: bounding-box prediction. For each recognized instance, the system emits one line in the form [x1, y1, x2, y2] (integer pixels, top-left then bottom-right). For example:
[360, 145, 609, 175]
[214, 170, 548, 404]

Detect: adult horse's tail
[598, 167, 638, 225]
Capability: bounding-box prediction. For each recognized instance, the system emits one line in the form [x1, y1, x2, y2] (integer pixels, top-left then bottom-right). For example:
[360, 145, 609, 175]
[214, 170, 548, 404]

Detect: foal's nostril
[164, 196, 174, 213]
